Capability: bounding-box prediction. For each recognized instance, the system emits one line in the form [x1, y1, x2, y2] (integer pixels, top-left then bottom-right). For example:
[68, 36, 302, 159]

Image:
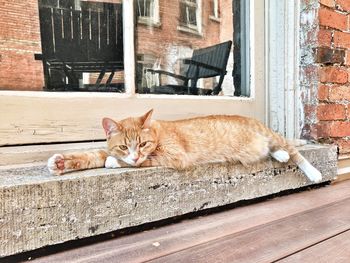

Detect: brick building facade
[0, 1, 43, 90]
[135, 0, 232, 92]
[300, 0, 350, 156]
[0, 0, 230, 91]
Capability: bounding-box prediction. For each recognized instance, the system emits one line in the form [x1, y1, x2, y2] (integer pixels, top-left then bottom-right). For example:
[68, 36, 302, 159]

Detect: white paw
[47, 153, 65, 175]
[105, 156, 121, 169]
[271, 150, 290, 163]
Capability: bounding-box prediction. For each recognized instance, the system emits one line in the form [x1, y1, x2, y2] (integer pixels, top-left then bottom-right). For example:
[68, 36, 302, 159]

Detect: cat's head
[102, 109, 157, 167]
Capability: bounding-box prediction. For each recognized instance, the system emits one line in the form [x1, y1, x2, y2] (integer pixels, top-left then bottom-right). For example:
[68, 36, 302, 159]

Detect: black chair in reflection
[35, 1, 124, 92]
[144, 41, 232, 95]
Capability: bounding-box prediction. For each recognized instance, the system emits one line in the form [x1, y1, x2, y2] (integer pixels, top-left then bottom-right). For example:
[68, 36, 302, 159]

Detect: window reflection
[136, 0, 235, 96]
[38, 0, 124, 92]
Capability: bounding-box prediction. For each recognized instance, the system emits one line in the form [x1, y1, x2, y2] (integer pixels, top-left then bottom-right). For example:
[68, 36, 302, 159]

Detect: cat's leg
[269, 132, 322, 182]
[47, 150, 108, 175]
[287, 145, 322, 183]
[270, 150, 290, 163]
[105, 156, 122, 168]
[105, 156, 161, 169]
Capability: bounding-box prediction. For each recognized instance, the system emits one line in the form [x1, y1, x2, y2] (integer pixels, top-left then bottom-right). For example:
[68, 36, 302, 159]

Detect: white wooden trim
[338, 167, 350, 176]
[213, 0, 219, 18]
[154, 0, 160, 23]
[197, 0, 202, 34]
[0, 90, 257, 101]
[264, 0, 270, 126]
[123, 0, 136, 95]
[0, 93, 266, 146]
[266, 0, 300, 138]
[249, 0, 255, 99]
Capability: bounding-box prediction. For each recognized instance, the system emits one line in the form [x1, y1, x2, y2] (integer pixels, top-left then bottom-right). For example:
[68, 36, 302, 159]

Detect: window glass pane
[179, 3, 197, 27]
[0, 0, 124, 92]
[211, 0, 219, 18]
[135, 0, 250, 97]
[137, 0, 154, 18]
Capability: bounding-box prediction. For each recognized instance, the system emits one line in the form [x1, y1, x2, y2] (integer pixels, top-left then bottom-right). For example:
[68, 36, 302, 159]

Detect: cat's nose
[132, 156, 139, 162]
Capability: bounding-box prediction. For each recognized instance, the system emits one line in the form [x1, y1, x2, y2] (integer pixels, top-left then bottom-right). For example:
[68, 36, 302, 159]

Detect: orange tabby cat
[47, 109, 322, 182]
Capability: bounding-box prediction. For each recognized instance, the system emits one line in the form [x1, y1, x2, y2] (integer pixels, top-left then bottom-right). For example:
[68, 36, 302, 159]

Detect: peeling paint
[299, 0, 320, 139]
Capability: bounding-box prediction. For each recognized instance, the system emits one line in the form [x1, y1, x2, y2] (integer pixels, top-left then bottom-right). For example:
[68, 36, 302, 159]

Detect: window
[210, 0, 220, 21]
[0, 0, 269, 146]
[178, 0, 202, 33]
[137, 0, 160, 25]
[35, 0, 124, 92]
[136, 54, 160, 93]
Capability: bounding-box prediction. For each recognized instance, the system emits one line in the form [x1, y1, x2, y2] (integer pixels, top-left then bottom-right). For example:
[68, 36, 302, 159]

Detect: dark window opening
[179, 0, 198, 28]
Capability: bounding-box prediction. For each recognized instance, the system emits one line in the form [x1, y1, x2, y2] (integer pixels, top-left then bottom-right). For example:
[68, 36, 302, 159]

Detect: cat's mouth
[121, 156, 145, 167]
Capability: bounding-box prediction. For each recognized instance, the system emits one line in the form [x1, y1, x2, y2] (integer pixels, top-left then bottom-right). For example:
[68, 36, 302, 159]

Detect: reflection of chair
[35, 1, 124, 92]
[144, 41, 232, 95]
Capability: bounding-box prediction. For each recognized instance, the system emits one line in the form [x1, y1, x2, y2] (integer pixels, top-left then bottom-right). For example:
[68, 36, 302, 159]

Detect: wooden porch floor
[9, 180, 350, 263]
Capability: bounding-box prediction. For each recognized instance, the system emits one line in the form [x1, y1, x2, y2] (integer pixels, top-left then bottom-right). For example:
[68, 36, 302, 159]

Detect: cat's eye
[139, 142, 147, 147]
[119, 145, 128, 150]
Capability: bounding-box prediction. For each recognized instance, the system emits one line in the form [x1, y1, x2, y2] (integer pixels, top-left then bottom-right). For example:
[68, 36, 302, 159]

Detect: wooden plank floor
[13, 180, 350, 263]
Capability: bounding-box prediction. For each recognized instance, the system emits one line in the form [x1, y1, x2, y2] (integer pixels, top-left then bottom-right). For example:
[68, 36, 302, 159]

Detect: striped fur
[47, 110, 322, 182]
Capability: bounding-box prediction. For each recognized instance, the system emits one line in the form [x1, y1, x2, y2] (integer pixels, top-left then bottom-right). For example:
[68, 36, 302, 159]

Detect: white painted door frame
[265, 0, 301, 139]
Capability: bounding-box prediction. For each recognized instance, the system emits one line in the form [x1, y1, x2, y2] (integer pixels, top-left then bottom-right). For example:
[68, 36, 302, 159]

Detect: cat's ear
[102, 118, 122, 136]
[140, 109, 153, 129]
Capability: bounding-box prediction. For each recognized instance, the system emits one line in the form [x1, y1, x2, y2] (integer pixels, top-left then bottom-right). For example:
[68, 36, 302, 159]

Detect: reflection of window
[210, 0, 220, 21]
[179, 0, 201, 32]
[136, 54, 160, 93]
[137, 0, 160, 25]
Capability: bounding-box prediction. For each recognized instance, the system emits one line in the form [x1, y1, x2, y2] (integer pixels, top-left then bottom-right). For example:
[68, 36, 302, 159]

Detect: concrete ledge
[0, 144, 337, 257]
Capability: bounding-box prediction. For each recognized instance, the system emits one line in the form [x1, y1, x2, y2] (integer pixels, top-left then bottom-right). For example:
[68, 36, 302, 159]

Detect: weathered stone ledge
[0, 144, 337, 257]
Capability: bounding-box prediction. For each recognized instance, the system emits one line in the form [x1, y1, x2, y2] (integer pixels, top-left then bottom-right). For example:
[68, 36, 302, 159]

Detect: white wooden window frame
[0, 0, 298, 147]
[177, 0, 203, 34]
[137, 0, 160, 26]
[209, 0, 220, 22]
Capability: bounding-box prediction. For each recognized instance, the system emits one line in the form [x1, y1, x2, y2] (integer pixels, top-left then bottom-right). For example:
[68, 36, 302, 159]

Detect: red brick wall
[0, 0, 44, 90]
[220, 0, 233, 42]
[302, 0, 350, 155]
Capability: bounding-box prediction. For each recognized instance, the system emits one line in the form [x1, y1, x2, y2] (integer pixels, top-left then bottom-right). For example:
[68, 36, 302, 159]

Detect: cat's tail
[269, 132, 322, 183]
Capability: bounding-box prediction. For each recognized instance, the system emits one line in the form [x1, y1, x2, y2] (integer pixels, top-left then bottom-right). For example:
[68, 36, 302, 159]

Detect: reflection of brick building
[135, 0, 234, 93]
[0, 0, 233, 91]
[0, 0, 124, 91]
[0, 1, 43, 90]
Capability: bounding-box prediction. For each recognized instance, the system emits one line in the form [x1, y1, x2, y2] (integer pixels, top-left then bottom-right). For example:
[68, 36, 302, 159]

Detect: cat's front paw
[105, 156, 121, 169]
[47, 154, 66, 175]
